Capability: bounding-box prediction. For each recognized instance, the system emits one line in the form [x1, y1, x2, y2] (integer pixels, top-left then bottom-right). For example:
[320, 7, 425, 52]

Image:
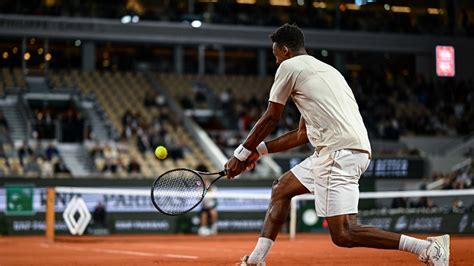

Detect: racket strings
[152, 169, 205, 215]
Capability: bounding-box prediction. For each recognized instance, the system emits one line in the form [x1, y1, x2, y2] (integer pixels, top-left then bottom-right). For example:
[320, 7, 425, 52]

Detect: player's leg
[198, 210, 209, 236]
[323, 150, 449, 265]
[200, 210, 208, 226]
[244, 170, 310, 264]
[260, 170, 309, 240]
[209, 208, 218, 235]
[326, 214, 450, 265]
[326, 213, 401, 248]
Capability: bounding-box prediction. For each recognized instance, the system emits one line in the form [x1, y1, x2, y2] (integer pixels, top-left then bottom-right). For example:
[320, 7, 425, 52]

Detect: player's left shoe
[236, 255, 266, 266]
[418, 234, 450, 266]
[197, 226, 211, 236]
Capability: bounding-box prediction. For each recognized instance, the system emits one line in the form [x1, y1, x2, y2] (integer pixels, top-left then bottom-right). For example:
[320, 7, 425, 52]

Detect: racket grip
[221, 169, 239, 179]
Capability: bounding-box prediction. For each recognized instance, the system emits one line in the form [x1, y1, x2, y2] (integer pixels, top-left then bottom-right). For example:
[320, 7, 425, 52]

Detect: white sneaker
[236, 255, 266, 266]
[418, 234, 450, 266]
[197, 226, 210, 236]
[210, 223, 218, 235]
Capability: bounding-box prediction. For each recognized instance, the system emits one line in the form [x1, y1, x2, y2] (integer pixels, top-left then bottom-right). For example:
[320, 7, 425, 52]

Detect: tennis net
[43, 186, 474, 241]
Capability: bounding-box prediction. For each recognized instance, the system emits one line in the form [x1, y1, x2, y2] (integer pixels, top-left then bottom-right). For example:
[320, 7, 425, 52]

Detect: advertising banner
[274, 157, 427, 179]
[358, 213, 474, 234]
[0, 187, 270, 213]
[5, 184, 34, 216]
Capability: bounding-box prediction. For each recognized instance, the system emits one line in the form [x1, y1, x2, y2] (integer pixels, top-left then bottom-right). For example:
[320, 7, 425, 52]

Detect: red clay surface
[1, 233, 473, 265]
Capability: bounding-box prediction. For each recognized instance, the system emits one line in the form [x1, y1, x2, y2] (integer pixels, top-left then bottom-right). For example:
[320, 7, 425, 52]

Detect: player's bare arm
[265, 116, 308, 154]
[224, 101, 285, 178]
[242, 101, 285, 149]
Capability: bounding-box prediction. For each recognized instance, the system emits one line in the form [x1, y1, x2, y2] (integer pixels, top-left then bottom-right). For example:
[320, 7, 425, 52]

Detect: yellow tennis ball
[154, 146, 168, 160]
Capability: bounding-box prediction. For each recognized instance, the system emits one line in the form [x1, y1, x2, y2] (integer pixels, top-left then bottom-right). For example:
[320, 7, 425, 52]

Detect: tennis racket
[150, 168, 226, 216]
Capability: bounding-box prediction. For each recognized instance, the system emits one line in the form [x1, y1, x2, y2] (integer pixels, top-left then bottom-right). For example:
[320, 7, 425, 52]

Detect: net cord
[55, 187, 474, 199]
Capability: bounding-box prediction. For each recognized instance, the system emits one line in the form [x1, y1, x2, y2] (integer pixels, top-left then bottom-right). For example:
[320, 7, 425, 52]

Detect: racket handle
[220, 169, 240, 179]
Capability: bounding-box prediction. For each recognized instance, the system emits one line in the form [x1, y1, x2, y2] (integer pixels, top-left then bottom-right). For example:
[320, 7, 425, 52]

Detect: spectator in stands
[33, 141, 45, 158]
[413, 197, 437, 209]
[102, 158, 118, 176]
[34, 110, 55, 139]
[9, 159, 23, 176]
[38, 157, 54, 177]
[451, 198, 465, 213]
[54, 158, 70, 176]
[131, 112, 142, 134]
[103, 144, 119, 162]
[18, 141, 33, 164]
[39, 156, 54, 178]
[45, 143, 60, 160]
[121, 110, 134, 139]
[61, 108, 84, 142]
[89, 141, 104, 158]
[128, 158, 141, 175]
[165, 138, 186, 160]
[0, 111, 9, 132]
[23, 155, 41, 177]
[0, 157, 9, 176]
[453, 168, 473, 189]
[137, 129, 151, 153]
[391, 197, 409, 209]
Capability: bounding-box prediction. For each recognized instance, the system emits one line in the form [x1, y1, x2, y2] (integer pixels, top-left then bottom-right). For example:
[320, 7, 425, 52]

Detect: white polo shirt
[269, 55, 371, 157]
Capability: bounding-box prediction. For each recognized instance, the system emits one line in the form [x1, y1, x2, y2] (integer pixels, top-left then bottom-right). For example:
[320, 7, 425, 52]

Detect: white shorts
[290, 149, 370, 217]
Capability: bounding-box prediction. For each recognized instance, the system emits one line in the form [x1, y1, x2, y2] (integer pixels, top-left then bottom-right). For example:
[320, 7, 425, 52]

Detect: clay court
[1, 233, 473, 265]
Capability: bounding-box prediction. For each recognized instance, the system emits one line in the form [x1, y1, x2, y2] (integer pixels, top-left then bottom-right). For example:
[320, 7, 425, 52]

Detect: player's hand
[224, 156, 248, 178]
[247, 151, 260, 163]
[243, 151, 259, 172]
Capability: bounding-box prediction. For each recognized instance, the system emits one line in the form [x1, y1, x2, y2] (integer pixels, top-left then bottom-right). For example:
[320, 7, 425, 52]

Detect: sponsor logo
[407, 217, 442, 231]
[115, 220, 170, 231]
[12, 220, 68, 232]
[395, 215, 407, 231]
[362, 217, 392, 230]
[62, 196, 91, 235]
[458, 214, 468, 233]
[217, 219, 263, 230]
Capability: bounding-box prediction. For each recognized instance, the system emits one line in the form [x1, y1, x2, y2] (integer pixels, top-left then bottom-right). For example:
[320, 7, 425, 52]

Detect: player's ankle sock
[399, 235, 431, 256]
[248, 237, 273, 263]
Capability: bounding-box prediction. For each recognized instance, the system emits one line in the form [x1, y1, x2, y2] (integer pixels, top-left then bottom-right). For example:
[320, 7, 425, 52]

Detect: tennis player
[224, 23, 450, 266]
[198, 176, 219, 236]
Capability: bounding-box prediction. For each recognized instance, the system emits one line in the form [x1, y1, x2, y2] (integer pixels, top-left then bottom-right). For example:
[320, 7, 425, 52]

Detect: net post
[46, 187, 55, 242]
[289, 197, 297, 240]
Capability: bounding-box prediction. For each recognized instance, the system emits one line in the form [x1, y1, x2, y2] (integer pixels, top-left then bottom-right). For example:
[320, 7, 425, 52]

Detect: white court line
[142, 243, 242, 253]
[164, 254, 198, 259]
[39, 242, 197, 259]
[92, 247, 156, 257]
[39, 243, 155, 257]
